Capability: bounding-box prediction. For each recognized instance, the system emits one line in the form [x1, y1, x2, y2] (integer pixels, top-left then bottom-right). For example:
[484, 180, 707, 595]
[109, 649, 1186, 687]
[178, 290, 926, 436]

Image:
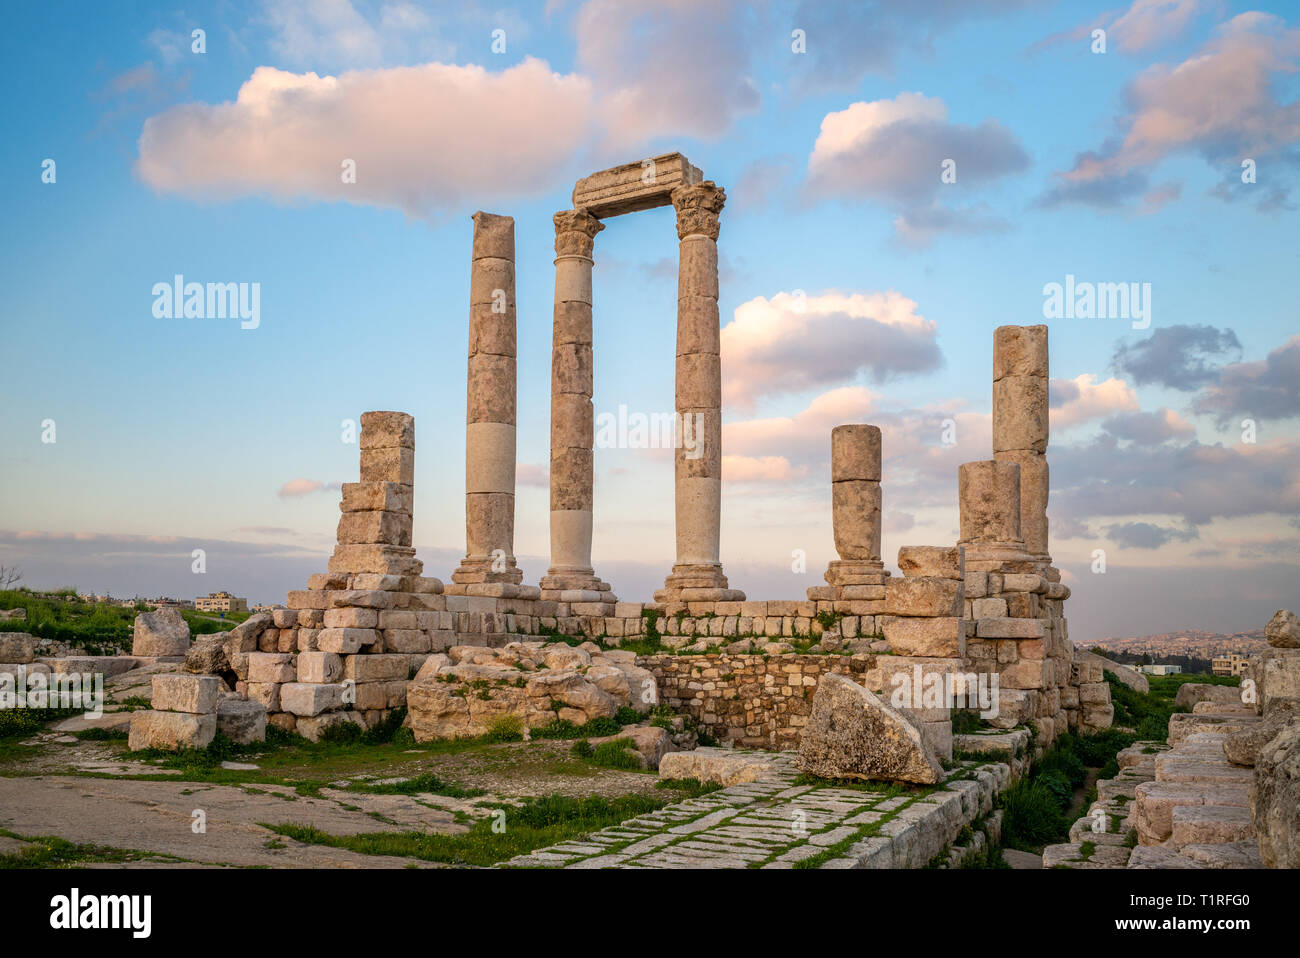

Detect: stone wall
[639, 652, 876, 749]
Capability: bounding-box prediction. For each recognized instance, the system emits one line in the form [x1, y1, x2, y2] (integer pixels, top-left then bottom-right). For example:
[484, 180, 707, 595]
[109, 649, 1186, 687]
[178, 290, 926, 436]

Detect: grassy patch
[655, 777, 722, 798]
[346, 772, 485, 799]
[265, 792, 671, 867]
[0, 831, 184, 869]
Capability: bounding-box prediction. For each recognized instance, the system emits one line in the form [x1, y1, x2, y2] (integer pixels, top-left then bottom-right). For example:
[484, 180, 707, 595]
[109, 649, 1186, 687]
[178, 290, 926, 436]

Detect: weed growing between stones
[344, 772, 484, 799]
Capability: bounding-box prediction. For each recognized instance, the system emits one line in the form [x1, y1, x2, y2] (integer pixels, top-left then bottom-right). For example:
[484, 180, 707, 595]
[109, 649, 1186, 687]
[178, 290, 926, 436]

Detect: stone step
[1127, 845, 1207, 869]
[1133, 781, 1251, 844]
[1167, 713, 1259, 744]
[1170, 805, 1254, 849]
[1154, 758, 1253, 786]
[1178, 841, 1264, 869]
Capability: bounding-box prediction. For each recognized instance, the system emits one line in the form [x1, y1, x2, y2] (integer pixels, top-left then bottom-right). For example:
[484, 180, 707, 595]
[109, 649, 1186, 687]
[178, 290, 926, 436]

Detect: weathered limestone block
[245, 681, 280, 712]
[128, 710, 216, 751]
[977, 617, 1045, 639]
[897, 546, 963, 580]
[359, 411, 414, 450]
[993, 324, 1048, 381]
[883, 578, 962, 617]
[958, 460, 1022, 544]
[216, 698, 266, 745]
[1225, 702, 1300, 766]
[279, 682, 347, 717]
[132, 608, 190, 657]
[1267, 609, 1300, 648]
[832, 480, 882, 561]
[1261, 648, 1300, 713]
[1075, 649, 1148, 692]
[1174, 683, 1243, 710]
[657, 747, 775, 787]
[1252, 717, 1300, 868]
[342, 653, 408, 683]
[0, 632, 36, 664]
[831, 424, 882, 482]
[992, 374, 1048, 454]
[151, 674, 221, 714]
[336, 510, 412, 547]
[317, 628, 378, 654]
[797, 673, 943, 784]
[340, 482, 413, 515]
[571, 152, 702, 217]
[359, 446, 414, 485]
[225, 613, 271, 653]
[881, 617, 965, 657]
[184, 632, 230, 675]
[296, 651, 343, 684]
[246, 652, 296, 684]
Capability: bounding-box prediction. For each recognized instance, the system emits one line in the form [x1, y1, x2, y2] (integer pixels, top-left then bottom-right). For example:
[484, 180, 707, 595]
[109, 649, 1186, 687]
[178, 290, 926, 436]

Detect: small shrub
[590, 738, 642, 770]
[483, 715, 523, 743]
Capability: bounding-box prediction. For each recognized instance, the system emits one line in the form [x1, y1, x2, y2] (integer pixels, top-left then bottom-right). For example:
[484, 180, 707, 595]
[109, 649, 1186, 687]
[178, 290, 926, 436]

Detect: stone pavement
[505, 752, 1010, 869]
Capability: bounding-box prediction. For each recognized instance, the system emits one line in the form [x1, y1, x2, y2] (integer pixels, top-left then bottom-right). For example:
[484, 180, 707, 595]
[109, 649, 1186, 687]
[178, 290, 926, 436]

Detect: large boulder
[132, 608, 190, 657]
[1266, 609, 1300, 649]
[1077, 649, 1148, 693]
[225, 614, 271, 653]
[0, 632, 36, 664]
[184, 632, 230, 674]
[1251, 717, 1300, 868]
[1174, 683, 1242, 710]
[1224, 702, 1300, 767]
[797, 672, 944, 785]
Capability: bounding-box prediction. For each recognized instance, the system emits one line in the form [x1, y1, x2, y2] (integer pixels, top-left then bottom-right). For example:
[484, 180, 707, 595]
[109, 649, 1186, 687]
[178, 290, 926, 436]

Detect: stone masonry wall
[639, 652, 876, 749]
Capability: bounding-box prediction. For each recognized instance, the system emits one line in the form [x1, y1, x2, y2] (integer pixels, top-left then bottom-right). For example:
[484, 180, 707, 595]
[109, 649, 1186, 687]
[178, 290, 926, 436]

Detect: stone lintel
[572, 153, 703, 219]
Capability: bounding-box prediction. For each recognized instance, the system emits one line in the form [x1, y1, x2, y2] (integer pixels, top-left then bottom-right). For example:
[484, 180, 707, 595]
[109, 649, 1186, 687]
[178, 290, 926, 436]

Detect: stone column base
[959, 540, 1034, 572]
[449, 556, 524, 587]
[807, 561, 890, 602]
[538, 568, 618, 607]
[654, 563, 745, 603]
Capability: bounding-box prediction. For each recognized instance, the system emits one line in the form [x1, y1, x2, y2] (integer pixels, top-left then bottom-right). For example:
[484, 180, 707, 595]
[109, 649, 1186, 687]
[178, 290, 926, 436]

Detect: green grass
[588, 737, 643, 770]
[265, 792, 671, 867]
[345, 772, 485, 799]
[0, 589, 134, 654]
[655, 777, 721, 798]
[0, 830, 184, 869]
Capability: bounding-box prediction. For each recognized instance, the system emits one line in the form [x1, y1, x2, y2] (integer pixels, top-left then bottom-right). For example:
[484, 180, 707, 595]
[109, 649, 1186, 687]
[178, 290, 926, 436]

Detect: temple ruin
[134, 152, 1112, 766]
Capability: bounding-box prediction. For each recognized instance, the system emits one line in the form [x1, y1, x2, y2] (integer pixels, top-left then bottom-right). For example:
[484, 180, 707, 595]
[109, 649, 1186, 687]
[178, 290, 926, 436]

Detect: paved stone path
[506, 752, 1009, 869]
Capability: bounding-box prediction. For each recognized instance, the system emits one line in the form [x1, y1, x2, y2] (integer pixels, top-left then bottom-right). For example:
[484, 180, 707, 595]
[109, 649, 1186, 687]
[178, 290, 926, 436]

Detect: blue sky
[1, 0, 1297, 640]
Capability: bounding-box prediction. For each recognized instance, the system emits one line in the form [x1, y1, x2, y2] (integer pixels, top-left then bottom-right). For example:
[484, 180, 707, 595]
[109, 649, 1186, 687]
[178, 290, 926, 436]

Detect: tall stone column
[540, 209, 617, 606]
[992, 325, 1050, 565]
[656, 181, 744, 604]
[450, 212, 525, 595]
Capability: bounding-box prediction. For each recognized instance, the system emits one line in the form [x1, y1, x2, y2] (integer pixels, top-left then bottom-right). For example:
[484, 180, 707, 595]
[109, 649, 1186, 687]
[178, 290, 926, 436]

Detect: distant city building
[1212, 653, 1250, 677]
[250, 603, 282, 613]
[1140, 664, 1183, 675]
[195, 591, 248, 613]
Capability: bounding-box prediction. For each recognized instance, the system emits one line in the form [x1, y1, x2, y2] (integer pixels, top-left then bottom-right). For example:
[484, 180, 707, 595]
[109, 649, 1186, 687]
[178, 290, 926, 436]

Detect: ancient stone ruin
[111, 155, 1119, 782]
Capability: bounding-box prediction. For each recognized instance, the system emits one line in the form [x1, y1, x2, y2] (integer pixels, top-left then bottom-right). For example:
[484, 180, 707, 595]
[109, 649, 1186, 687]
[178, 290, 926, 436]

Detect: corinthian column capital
[671, 181, 726, 241]
[553, 209, 604, 258]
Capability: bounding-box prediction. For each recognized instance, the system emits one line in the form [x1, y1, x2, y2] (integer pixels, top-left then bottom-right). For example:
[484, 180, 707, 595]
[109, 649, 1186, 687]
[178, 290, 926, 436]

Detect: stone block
[150, 674, 220, 714]
[247, 652, 296, 684]
[279, 682, 347, 717]
[128, 710, 216, 751]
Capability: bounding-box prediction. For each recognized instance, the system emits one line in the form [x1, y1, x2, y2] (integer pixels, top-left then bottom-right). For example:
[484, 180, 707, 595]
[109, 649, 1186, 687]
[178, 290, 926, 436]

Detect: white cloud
[137, 59, 597, 218]
[807, 92, 1028, 206]
[721, 290, 941, 410]
[1050, 374, 1140, 429]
